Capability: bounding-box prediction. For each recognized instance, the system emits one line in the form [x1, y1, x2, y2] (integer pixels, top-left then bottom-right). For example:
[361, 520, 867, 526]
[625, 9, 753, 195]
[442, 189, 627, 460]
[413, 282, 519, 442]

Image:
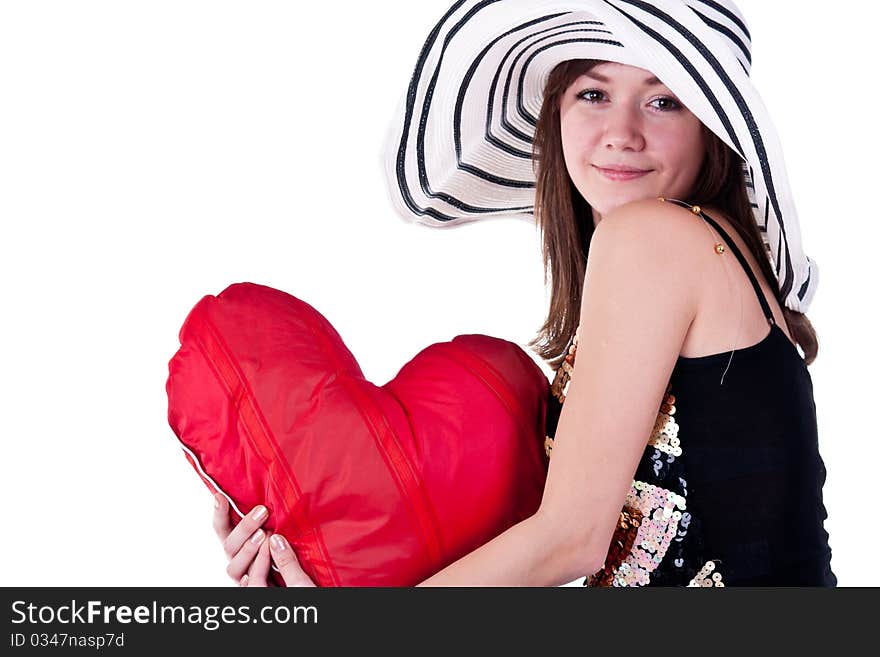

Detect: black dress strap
[662, 198, 776, 327]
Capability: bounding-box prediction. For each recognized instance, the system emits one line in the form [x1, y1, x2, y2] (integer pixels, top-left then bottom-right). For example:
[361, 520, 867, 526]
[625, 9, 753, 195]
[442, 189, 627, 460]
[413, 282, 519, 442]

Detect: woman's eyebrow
[583, 71, 664, 86]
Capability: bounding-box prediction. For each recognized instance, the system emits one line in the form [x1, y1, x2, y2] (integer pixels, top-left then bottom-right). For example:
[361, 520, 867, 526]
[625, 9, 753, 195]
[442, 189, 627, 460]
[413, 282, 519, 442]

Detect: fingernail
[251, 505, 268, 521]
[213, 494, 222, 509]
[250, 529, 265, 545]
[239, 574, 248, 587]
[270, 535, 287, 551]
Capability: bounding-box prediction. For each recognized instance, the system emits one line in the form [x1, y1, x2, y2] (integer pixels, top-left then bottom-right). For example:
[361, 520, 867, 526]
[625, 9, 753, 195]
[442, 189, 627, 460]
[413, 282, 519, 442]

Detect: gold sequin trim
[550, 330, 578, 404]
[648, 386, 681, 458]
[687, 560, 725, 587]
[587, 506, 644, 587]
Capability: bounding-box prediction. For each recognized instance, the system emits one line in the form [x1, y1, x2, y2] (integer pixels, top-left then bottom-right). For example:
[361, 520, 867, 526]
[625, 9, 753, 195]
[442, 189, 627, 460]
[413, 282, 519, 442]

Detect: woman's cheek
[660, 131, 703, 176]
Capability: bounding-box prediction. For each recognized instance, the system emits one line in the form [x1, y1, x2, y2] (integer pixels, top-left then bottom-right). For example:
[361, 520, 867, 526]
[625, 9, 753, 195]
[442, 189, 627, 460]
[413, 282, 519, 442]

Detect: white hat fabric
[381, 0, 817, 313]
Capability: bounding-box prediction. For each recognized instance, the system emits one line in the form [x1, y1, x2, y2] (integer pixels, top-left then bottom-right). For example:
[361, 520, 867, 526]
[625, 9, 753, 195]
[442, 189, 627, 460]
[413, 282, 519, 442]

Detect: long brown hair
[527, 59, 818, 370]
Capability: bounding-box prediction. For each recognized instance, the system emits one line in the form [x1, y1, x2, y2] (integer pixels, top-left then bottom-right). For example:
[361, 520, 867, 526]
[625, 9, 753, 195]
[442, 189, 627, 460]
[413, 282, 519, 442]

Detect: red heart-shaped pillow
[166, 283, 549, 586]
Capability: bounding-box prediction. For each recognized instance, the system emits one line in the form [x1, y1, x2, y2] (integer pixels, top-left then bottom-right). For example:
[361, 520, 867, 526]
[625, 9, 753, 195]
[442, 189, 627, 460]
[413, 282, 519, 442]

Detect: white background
[1, 1, 874, 587]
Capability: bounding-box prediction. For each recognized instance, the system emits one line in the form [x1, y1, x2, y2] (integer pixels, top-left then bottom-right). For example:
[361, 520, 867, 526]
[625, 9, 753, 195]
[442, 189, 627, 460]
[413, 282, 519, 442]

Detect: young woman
[212, 0, 834, 587]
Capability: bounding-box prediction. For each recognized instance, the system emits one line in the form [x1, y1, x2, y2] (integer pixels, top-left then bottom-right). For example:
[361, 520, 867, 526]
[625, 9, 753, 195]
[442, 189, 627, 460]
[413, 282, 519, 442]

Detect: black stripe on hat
[747, 166, 781, 276]
[513, 36, 638, 129]
[696, 0, 751, 42]
[407, 9, 615, 213]
[776, 210, 784, 276]
[504, 31, 623, 135]
[456, 19, 618, 168]
[455, 13, 574, 164]
[606, 0, 795, 302]
[416, 1, 524, 213]
[398, 0, 535, 220]
[692, 9, 751, 71]
[493, 24, 618, 148]
[760, 193, 786, 281]
[798, 262, 811, 301]
[394, 0, 472, 221]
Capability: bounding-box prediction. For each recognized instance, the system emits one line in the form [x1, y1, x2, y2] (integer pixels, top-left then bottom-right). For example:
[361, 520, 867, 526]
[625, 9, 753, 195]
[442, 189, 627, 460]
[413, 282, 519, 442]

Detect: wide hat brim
[381, 0, 817, 313]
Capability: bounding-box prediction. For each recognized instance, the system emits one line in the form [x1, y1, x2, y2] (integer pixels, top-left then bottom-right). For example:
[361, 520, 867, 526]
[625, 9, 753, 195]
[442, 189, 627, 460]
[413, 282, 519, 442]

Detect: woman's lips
[594, 165, 653, 181]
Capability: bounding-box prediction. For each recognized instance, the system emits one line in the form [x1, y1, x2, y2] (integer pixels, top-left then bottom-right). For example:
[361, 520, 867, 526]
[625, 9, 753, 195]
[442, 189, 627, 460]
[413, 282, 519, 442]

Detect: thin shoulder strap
[662, 198, 776, 327]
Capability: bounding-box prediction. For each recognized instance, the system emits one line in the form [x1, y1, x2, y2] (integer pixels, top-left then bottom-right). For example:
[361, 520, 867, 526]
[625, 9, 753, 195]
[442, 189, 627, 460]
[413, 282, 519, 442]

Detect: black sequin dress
[544, 200, 836, 587]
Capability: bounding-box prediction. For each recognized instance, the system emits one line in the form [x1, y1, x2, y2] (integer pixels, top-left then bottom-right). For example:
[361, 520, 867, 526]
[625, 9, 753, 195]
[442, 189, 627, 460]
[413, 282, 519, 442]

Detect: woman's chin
[592, 195, 653, 216]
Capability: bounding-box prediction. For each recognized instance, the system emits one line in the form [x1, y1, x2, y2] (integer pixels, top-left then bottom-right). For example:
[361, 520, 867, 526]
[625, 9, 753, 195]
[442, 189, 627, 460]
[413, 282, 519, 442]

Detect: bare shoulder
[593, 198, 711, 268]
[600, 197, 706, 238]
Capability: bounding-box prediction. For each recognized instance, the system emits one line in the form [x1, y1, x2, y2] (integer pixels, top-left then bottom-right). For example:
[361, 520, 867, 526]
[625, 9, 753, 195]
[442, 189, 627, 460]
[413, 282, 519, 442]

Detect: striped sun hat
[381, 0, 817, 313]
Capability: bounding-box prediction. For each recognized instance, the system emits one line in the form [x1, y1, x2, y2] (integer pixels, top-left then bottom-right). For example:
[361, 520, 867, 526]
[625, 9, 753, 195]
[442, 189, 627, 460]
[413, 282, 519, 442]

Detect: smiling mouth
[593, 166, 653, 181]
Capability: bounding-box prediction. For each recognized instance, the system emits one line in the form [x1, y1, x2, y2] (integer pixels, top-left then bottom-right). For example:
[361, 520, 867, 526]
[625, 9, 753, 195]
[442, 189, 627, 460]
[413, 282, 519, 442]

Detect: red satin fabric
[167, 283, 549, 586]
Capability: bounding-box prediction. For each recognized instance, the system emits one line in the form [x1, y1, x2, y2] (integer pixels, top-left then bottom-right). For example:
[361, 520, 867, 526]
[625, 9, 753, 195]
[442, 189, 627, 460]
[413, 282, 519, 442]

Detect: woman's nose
[602, 107, 645, 151]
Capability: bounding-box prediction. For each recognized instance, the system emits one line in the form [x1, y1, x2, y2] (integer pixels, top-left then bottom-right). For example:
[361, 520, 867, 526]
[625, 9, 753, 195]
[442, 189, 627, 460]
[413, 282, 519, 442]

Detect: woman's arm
[418, 199, 703, 586]
[416, 508, 592, 586]
[215, 200, 704, 588]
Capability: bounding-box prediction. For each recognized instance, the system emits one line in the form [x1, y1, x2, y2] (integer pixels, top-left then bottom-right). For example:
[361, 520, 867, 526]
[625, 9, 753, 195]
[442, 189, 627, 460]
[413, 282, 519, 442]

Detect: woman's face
[559, 61, 706, 226]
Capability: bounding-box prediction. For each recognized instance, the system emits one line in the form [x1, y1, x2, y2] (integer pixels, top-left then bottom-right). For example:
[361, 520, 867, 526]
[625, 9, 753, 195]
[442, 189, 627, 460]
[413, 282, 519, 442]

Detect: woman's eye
[650, 96, 681, 112]
[577, 89, 605, 103]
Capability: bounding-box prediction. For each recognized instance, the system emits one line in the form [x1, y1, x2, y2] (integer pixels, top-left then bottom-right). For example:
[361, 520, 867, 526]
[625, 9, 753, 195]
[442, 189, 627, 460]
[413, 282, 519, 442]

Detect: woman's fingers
[212, 494, 232, 542]
[211, 495, 273, 585]
[225, 525, 268, 582]
[241, 537, 272, 587]
[269, 534, 316, 587]
[221, 504, 270, 559]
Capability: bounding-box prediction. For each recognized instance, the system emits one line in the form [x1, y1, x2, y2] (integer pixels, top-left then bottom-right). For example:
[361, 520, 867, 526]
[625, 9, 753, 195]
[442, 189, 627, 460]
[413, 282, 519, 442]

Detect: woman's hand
[212, 494, 316, 587]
